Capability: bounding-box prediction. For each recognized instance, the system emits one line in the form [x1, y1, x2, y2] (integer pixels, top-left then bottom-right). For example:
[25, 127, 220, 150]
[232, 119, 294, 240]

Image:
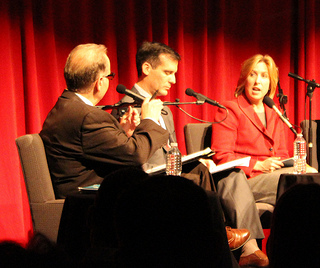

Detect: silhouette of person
[114, 174, 234, 268]
[267, 183, 320, 268]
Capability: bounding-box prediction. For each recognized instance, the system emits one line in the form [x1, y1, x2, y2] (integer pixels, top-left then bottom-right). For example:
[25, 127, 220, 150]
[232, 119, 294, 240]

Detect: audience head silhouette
[115, 175, 224, 268]
[89, 167, 149, 248]
[0, 233, 73, 268]
[0, 241, 29, 267]
[267, 183, 320, 268]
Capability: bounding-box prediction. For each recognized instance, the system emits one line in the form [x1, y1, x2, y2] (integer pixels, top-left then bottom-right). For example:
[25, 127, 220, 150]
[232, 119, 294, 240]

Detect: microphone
[288, 72, 305, 82]
[263, 96, 297, 135]
[185, 88, 225, 108]
[288, 72, 320, 88]
[116, 84, 145, 103]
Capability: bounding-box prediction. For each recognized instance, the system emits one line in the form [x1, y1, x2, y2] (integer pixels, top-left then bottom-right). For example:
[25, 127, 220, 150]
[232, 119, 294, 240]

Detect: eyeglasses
[103, 72, 116, 80]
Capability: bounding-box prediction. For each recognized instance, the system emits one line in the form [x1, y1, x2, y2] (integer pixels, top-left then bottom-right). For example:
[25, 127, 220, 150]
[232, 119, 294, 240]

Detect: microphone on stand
[116, 84, 146, 103]
[185, 88, 225, 108]
[115, 84, 207, 107]
[263, 96, 297, 135]
[288, 72, 320, 90]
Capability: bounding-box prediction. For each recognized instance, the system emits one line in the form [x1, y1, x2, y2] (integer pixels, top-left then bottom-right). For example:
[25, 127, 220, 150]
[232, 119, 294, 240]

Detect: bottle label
[166, 152, 182, 176]
[293, 140, 307, 174]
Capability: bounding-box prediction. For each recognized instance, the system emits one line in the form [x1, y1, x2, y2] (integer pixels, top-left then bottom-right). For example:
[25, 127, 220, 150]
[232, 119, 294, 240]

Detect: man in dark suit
[113, 42, 269, 267]
[40, 43, 169, 199]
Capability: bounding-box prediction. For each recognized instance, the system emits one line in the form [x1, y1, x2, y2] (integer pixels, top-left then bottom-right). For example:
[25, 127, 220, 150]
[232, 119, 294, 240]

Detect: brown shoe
[226, 226, 250, 251]
[239, 250, 269, 267]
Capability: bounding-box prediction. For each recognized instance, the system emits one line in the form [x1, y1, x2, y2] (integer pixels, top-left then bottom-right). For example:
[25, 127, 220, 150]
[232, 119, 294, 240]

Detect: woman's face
[244, 61, 270, 106]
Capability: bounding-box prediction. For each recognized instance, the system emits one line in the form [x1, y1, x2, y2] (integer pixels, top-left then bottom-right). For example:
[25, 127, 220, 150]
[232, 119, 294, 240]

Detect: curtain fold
[1, 0, 320, 244]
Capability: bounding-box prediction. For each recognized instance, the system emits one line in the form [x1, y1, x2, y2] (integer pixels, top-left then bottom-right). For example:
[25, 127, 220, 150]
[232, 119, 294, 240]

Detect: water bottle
[166, 143, 182, 176]
[293, 133, 307, 174]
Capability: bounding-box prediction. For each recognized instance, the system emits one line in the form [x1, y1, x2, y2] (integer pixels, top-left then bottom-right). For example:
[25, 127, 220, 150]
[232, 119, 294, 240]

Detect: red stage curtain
[1, 0, 320, 244]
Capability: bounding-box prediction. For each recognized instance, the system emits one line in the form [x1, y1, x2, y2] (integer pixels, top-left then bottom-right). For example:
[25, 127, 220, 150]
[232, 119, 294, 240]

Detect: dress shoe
[226, 226, 250, 251]
[239, 250, 269, 267]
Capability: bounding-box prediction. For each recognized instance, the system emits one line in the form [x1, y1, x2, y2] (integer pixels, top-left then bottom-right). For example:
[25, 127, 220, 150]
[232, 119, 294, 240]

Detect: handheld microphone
[185, 88, 225, 108]
[116, 84, 145, 103]
[263, 96, 297, 135]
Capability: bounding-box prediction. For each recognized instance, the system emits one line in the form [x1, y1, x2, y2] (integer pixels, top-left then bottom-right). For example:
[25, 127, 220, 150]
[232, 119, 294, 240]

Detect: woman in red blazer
[212, 54, 317, 207]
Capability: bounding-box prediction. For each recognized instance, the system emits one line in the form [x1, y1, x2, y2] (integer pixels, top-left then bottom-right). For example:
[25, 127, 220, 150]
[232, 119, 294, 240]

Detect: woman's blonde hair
[234, 54, 278, 98]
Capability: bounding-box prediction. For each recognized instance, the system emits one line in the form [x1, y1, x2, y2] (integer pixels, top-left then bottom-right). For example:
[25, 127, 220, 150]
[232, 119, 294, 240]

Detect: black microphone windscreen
[116, 84, 127, 94]
[263, 96, 275, 108]
[288, 72, 304, 81]
[185, 88, 195, 96]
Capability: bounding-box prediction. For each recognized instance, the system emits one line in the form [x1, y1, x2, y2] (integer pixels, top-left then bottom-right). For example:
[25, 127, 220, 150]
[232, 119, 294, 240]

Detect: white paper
[209, 156, 251, 174]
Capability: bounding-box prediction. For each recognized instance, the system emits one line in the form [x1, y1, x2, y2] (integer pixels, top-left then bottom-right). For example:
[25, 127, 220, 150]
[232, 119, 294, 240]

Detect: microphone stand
[277, 79, 288, 119]
[164, 100, 205, 106]
[306, 81, 316, 166]
[288, 72, 320, 165]
[97, 100, 205, 110]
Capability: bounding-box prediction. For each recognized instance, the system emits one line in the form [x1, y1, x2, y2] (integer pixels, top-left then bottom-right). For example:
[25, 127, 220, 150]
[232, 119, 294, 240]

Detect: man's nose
[169, 74, 176, 84]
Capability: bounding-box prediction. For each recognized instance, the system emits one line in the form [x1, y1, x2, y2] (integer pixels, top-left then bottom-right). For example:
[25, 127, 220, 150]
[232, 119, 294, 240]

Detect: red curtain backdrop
[1, 0, 320, 244]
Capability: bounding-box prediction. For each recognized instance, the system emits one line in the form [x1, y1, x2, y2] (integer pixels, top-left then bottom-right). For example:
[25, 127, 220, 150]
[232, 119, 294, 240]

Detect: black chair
[184, 123, 274, 228]
[300, 119, 320, 170]
[15, 134, 65, 242]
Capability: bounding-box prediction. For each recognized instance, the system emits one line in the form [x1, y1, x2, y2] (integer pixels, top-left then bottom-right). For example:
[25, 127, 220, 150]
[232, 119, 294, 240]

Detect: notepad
[144, 147, 214, 175]
[78, 184, 100, 193]
[207, 156, 251, 174]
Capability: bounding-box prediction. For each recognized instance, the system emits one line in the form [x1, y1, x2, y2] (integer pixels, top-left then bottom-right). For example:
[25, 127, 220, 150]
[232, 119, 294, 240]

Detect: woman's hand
[120, 106, 140, 137]
[254, 157, 284, 173]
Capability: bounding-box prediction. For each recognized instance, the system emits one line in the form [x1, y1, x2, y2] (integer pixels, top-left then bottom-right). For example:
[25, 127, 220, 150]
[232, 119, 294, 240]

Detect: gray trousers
[213, 168, 265, 240]
[247, 167, 295, 206]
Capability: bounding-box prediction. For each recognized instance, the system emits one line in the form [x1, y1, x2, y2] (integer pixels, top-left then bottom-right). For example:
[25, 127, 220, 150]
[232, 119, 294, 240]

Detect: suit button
[269, 147, 273, 151]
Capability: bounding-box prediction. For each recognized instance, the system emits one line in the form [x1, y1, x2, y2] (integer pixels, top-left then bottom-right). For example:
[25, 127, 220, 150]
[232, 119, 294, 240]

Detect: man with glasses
[40, 43, 168, 198]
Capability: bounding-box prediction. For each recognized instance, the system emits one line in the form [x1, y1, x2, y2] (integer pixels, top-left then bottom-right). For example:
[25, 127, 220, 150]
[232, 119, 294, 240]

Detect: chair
[184, 123, 212, 154]
[15, 134, 65, 242]
[184, 123, 274, 226]
[300, 120, 320, 170]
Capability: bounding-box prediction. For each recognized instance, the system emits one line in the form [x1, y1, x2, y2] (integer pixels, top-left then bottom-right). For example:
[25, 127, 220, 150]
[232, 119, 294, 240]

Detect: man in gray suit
[112, 42, 214, 190]
[113, 42, 269, 266]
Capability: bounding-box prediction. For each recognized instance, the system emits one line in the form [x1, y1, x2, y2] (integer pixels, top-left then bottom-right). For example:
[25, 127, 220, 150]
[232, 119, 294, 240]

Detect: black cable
[174, 105, 229, 124]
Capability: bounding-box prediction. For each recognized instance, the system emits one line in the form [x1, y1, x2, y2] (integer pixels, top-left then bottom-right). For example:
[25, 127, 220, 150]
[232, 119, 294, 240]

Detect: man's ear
[142, 62, 152, 76]
[94, 77, 103, 93]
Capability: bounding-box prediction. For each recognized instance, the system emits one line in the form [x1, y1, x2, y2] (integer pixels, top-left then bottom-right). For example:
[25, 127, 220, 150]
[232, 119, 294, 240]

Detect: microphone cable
[172, 99, 229, 124]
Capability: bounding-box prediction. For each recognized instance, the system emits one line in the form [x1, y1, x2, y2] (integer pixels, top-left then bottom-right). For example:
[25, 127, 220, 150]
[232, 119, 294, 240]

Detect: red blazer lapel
[237, 95, 274, 141]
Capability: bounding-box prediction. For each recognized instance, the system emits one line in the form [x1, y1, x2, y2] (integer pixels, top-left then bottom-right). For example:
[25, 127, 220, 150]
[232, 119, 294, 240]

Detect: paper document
[144, 147, 214, 175]
[78, 184, 100, 192]
[209, 156, 251, 174]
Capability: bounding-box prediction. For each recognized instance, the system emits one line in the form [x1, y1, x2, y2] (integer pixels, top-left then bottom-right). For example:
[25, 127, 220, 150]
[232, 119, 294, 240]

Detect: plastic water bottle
[293, 133, 307, 174]
[166, 143, 182, 176]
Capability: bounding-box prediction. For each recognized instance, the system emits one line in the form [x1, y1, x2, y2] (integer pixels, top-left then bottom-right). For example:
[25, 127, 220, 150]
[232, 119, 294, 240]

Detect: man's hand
[141, 97, 163, 122]
[120, 106, 140, 137]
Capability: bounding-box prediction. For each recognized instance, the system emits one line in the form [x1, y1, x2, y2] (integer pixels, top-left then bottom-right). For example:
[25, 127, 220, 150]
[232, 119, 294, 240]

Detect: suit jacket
[212, 94, 289, 178]
[40, 90, 169, 198]
[112, 85, 177, 168]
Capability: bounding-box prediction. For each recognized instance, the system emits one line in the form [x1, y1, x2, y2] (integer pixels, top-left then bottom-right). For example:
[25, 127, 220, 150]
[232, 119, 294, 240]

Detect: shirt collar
[75, 93, 94, 106]
[134, 83, 152, 98]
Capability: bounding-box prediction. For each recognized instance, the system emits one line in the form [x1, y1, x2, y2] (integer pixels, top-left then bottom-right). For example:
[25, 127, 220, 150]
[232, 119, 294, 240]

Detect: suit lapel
[132, 86, 174, 151]
[238, 95, 274, 141]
